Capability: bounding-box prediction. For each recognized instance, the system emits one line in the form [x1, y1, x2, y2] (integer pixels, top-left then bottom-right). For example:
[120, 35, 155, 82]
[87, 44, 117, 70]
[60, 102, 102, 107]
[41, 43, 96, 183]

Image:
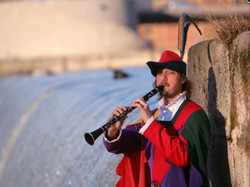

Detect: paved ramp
[0, 67, 157, 186]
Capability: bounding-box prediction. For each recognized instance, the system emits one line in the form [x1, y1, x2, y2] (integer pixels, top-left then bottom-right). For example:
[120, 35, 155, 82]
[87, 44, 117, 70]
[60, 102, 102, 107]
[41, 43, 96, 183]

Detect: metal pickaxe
[178, 13, 202, 59]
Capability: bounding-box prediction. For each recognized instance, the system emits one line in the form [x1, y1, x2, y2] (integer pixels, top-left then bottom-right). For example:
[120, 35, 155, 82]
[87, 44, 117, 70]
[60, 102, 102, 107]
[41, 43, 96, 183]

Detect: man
[103, 50, 210, 187]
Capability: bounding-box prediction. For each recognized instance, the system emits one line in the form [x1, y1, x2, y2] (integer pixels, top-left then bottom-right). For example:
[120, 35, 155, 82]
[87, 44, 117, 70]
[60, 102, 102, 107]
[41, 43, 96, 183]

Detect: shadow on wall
[206, 41, 232, 187]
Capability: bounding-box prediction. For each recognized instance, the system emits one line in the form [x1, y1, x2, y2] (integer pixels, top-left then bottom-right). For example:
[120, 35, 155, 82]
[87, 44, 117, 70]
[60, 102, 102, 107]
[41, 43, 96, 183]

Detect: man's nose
[163, 75, 168, 81]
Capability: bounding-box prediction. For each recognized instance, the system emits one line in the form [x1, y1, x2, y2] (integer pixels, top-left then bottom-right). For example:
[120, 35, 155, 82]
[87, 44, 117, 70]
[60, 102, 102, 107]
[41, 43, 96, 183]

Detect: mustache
[153, 81, 169, 100]
[159, 82, 170, 87]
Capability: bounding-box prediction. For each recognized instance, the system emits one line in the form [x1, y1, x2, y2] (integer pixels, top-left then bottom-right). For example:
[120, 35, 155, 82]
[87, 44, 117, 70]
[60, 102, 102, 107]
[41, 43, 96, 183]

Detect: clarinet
[84, 85, 164, 145]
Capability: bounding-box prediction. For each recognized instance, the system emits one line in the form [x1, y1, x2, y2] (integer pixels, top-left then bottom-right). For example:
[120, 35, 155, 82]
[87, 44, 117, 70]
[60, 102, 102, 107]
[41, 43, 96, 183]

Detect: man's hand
[130, 98, 152, 123]
[106, 106, 127, 140]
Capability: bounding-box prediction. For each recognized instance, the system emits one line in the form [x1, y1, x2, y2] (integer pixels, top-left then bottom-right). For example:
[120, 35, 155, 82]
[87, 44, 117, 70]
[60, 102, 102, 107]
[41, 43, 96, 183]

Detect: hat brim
[146, 61, 186, 77]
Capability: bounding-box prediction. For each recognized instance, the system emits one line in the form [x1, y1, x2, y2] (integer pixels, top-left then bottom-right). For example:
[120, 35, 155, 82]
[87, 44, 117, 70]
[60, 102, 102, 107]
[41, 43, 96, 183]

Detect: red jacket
[105, 100, 210, 187]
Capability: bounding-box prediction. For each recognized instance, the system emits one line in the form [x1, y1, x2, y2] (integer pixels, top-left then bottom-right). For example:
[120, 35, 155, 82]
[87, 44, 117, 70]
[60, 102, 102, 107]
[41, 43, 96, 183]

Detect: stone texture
[188, 31, 250, 187]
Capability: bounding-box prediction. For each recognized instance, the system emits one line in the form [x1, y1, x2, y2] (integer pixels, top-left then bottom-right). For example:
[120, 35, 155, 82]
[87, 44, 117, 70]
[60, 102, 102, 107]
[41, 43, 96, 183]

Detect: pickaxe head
[178, 13, 202, 59]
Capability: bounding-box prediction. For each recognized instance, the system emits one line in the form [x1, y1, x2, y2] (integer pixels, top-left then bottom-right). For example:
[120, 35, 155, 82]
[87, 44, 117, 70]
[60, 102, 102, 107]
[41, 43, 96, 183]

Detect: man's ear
[181, 74, 187, 84]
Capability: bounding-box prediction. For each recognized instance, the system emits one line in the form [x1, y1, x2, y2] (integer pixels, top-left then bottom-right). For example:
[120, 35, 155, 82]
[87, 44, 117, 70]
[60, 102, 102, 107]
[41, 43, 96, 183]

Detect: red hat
[146, 50, 186, 77]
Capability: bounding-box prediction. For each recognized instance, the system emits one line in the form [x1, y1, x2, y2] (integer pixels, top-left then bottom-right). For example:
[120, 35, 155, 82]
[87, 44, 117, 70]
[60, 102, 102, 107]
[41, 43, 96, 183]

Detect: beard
[160, 89, 169, 97]
[157, 82, 170, 99]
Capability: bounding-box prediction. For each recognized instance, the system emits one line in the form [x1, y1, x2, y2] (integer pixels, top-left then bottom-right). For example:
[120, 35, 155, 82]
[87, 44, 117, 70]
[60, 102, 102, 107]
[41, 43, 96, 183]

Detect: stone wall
[188, 31, 250, 187]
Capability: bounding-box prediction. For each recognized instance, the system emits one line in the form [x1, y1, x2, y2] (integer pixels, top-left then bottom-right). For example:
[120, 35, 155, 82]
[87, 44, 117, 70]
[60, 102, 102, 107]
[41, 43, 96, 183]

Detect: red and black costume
[103, 98, 210, 187]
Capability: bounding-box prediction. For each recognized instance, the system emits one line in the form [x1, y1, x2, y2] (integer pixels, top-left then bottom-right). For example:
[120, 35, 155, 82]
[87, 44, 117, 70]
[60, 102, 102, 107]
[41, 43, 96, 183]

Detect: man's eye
[156, 70, 163, 75]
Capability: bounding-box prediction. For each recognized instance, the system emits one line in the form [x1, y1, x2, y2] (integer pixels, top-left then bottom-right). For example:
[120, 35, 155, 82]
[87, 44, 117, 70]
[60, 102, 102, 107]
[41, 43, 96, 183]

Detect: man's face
[155, 68, 185, 99]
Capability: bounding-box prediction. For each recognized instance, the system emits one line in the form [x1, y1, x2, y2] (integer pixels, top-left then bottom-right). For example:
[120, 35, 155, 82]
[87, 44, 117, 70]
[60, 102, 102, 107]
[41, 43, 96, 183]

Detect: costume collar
[156, 92, 186, 109]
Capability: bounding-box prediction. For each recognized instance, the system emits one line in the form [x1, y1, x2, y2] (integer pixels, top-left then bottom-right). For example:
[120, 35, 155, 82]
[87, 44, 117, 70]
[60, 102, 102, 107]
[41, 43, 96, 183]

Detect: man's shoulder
[184, 100, 210, 124]
[185, 99, 204, 112]
[174, 99, 205, 124]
